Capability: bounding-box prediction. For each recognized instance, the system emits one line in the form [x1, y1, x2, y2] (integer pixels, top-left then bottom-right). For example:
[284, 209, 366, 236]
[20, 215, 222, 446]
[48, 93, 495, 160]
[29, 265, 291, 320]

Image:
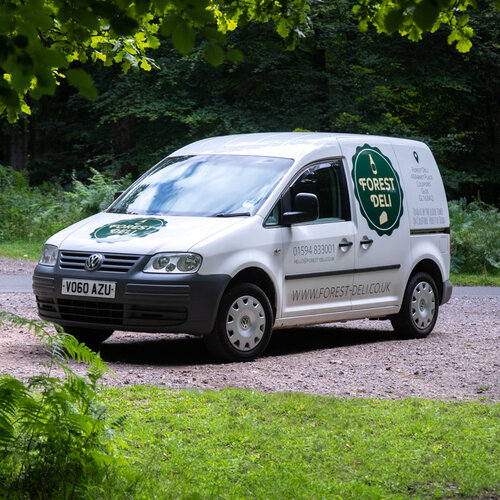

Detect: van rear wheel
[204, 283, 273, 361]
[391, 272, 439, 338]
[63, 327, 113, 349]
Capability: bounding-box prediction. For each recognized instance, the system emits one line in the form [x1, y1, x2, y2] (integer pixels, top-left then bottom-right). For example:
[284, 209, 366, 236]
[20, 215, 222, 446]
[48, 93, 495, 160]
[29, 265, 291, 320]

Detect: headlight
[143, 253, 202, 274]
[39, 244, 58, 266]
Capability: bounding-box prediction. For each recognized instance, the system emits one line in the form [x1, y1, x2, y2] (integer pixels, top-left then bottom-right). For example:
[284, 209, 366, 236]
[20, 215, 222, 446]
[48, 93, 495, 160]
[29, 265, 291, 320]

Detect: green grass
[450, 272, 500, 287]
[94, 387, 499, 499]
[0, 239, 43, 260]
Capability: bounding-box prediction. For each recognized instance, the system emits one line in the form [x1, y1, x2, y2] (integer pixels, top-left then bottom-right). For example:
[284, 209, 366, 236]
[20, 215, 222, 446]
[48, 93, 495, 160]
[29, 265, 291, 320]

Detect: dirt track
[1, 272, 499, 401]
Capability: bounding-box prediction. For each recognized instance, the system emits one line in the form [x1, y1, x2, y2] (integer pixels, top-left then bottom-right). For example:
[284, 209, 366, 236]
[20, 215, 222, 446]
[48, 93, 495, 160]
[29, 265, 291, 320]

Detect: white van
[33, 133, 452, 360]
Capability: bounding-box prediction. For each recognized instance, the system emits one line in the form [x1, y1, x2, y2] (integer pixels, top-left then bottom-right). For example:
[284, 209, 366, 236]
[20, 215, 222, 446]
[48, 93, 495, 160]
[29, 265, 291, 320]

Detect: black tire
[204, 283, 273, 361]
[391, 272, 439, 338]
[63, 327, 113, 349]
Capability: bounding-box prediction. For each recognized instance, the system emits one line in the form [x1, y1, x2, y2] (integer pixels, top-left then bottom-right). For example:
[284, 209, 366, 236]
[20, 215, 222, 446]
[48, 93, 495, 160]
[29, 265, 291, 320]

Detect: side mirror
[283, 193, 319, 226]
[114, 191, 124, 201]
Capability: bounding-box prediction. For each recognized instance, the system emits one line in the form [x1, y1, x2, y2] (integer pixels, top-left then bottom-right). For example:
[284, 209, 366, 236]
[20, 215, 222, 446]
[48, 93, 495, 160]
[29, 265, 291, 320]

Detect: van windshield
[108, 155, 293, 217]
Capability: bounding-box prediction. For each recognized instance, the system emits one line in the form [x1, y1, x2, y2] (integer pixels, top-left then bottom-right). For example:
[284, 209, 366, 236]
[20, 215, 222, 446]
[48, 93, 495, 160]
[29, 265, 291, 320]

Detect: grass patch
[95, 387, 499, 499]
[0, 239, 43, 261]
[450, 272, 500, 287]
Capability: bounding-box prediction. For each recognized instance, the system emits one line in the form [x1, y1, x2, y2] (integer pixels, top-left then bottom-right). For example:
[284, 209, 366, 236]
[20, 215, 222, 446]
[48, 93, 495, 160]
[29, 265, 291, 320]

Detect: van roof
[170, 132, 425, 161]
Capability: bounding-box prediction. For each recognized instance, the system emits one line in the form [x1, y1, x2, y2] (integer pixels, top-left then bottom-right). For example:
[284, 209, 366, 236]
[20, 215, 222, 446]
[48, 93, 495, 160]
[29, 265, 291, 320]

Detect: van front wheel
[391, 272, 439, 338]
[204, 283, 273, 361]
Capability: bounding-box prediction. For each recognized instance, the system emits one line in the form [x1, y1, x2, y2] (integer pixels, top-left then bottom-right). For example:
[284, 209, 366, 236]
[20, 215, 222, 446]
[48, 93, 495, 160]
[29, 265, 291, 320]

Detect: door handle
[338, 241, 353, 248]
[360, 238, 373, 245]
[338, 241, 353, 252]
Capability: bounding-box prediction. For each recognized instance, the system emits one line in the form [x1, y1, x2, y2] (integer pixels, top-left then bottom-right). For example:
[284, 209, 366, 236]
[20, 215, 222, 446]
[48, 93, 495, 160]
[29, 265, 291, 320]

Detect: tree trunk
[9, 117, 30, 171]
[112, 115, 137, 178]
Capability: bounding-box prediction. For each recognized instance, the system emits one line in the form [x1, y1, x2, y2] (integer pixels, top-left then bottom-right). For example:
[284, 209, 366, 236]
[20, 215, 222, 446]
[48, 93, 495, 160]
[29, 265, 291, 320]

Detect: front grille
[59, 252, 141, 273]
[36, 297, 187, 328]
[126, 304, 187, 326]
[58, 298, 123, 325]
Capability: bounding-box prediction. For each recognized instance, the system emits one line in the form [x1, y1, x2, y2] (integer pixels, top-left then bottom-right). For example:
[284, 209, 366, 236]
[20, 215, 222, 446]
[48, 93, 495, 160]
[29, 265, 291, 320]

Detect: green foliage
[43, 1, 494, 200]
[2, 0, 496, 123]
[0, 312, 116, 498]
[99, 386, 500, 499]
[450, 272, 500, 287]
[0, 165, 68, 241]
[353, 0, 497, 52]
[1, 1, 497, 200]
[449, 199, 500, 274]
[0, 240, 42, 261]
[66, 167, 132, 219]
[0, 165, 131, 243]
[0, 0, 309, 122]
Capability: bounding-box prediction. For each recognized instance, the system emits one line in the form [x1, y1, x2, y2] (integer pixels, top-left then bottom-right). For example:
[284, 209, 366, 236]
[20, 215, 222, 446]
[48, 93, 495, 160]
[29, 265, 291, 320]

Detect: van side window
[290, 160, 347, 222]
[264, 201, 281, 227]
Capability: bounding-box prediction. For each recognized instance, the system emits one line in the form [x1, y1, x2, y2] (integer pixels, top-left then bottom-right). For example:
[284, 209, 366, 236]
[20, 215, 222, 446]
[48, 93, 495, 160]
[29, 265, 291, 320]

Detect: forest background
[0, 0, 499, 276]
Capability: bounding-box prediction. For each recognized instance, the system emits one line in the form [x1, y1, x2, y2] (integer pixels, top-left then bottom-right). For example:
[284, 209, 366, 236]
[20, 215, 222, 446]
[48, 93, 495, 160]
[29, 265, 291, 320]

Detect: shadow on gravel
[266, 325, 395, 358]
[96, 324, 396, 367]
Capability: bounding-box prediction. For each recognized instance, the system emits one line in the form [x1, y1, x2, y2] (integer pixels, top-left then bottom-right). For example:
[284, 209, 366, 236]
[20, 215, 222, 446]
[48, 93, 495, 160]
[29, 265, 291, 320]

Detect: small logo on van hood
[91, 218, 167, 240]
[352, 145, 404, 236]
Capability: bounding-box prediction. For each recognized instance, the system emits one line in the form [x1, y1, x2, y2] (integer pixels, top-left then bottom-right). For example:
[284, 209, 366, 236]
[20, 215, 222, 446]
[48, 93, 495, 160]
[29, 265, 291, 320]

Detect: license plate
[61, 279, 116, 298]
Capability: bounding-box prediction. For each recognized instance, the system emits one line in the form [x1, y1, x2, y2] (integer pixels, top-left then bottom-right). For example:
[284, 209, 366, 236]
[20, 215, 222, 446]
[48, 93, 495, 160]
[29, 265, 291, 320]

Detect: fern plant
[0, 165, 69, 241]
[66, 168, 132, 219]
[0, 165, 133, 244]
[449, 200, 500, 274]
[0, 312, 119, 499]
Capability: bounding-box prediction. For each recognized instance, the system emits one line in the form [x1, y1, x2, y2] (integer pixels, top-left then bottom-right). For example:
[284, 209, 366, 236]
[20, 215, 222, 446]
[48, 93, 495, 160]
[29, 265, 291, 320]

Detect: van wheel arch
[391, 271, 439, 339]
[409, 259, 444, 304]
[389, 259, 444, 339]
[204, 281, 274, 361]
[228, 267, 277, 321]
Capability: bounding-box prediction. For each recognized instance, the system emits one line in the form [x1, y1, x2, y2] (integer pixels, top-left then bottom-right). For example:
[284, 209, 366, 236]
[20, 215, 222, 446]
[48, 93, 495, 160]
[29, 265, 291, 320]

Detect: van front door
[280, 160, 355, 323]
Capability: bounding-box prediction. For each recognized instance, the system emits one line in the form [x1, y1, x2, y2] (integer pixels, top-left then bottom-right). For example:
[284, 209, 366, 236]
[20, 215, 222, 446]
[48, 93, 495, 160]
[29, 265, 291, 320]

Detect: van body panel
[410, 234, 450, 284]
[173, 132, 342, 163]
[392, 142, 450, 231]
[50, 213, 244, 255]
[275, 305, 400, 329]
[280, 220, 356, 318]
[191, 216, 284, 317]
[338, 138, 410, 312]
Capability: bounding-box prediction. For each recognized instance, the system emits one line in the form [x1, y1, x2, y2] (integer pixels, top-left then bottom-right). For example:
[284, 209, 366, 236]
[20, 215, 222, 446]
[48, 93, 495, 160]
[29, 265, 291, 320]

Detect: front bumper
[33, 259, 231, 335]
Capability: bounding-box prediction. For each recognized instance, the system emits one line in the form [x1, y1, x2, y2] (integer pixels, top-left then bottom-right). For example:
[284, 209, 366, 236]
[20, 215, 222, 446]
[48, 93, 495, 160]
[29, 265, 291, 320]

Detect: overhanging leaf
[226, 48, 244, 62]
[109, 14, 139, 36]
[384, 8, 404, 34]
[204, 43, 223, 66]
[414, 0, 441, 32]
[160, 14, 182, 37]
[172, 20, 195, 55]
[66, 68, 98, 98]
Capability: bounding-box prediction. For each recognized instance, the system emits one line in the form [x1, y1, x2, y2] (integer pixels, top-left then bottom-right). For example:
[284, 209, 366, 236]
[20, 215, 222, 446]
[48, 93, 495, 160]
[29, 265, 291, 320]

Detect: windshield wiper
[214, 212, 251, 218]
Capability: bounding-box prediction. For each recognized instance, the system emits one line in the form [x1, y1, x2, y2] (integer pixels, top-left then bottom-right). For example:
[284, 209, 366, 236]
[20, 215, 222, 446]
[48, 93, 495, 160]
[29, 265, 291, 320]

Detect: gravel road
[1, 258, 499, 401]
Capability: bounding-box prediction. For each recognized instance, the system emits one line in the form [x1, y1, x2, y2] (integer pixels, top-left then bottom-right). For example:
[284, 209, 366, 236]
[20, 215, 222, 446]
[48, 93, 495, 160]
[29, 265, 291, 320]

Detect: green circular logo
[351, 145, 404, 236]
[91, 218, 167, 240]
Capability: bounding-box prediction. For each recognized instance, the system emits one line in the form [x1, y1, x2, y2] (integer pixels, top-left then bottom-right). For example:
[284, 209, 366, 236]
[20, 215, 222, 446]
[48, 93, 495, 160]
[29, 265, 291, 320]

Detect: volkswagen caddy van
[33, 133, 452, 360]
